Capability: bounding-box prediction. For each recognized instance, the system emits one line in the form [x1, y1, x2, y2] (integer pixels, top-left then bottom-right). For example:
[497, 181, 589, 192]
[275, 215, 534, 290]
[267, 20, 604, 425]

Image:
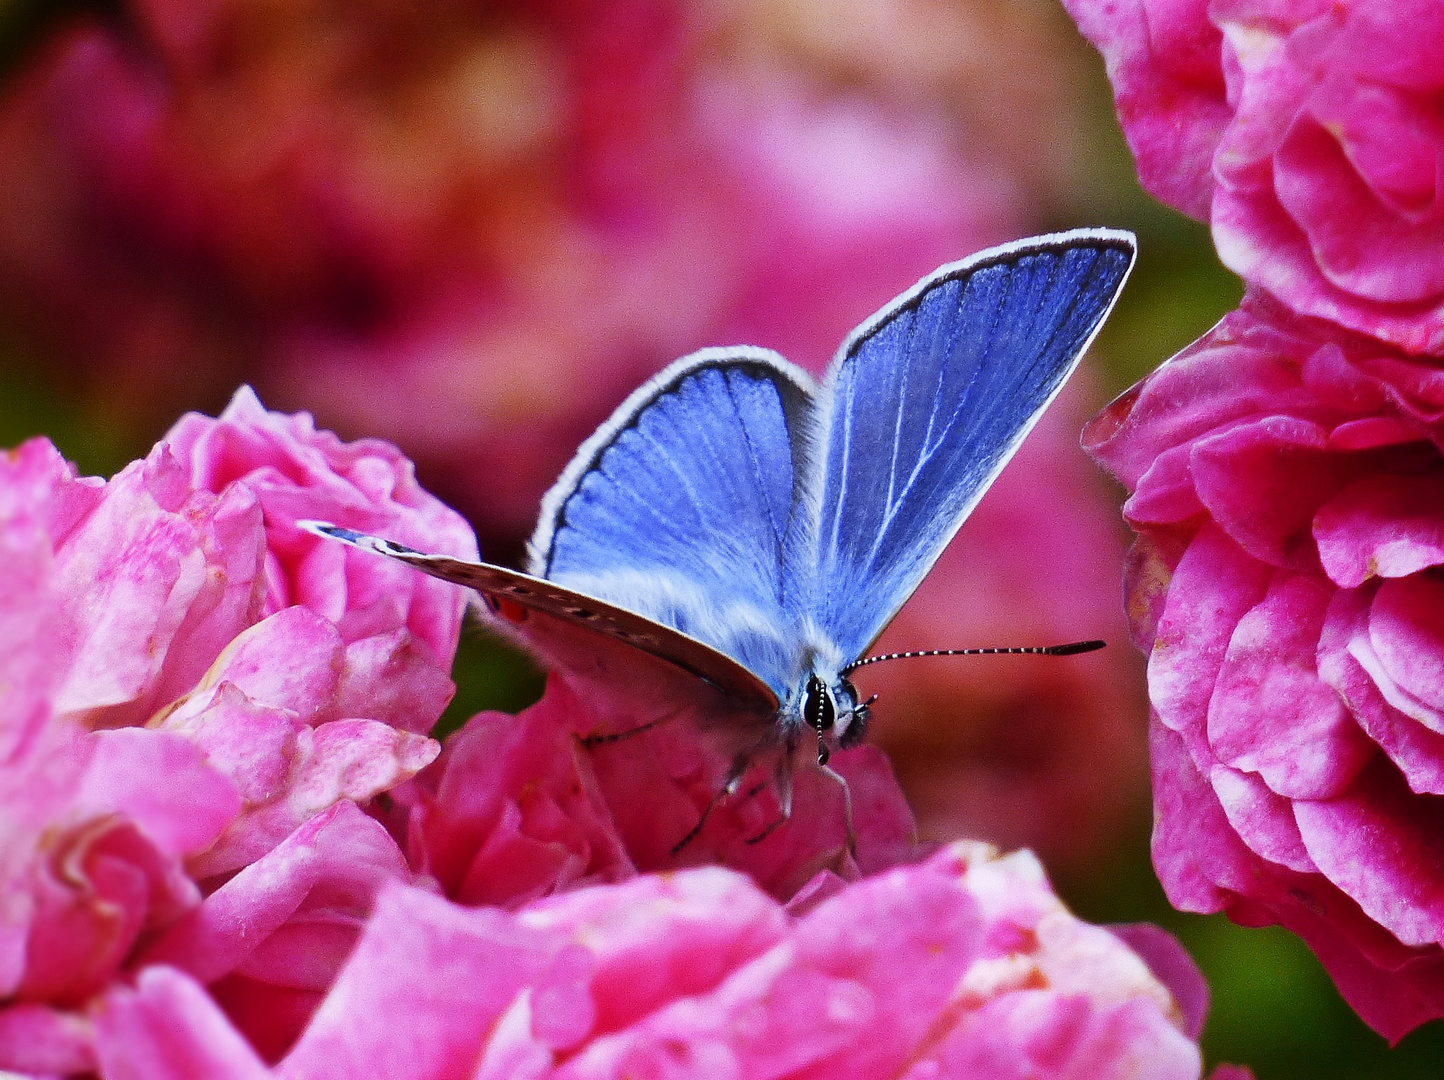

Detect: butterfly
[302, 228, 1135, 855]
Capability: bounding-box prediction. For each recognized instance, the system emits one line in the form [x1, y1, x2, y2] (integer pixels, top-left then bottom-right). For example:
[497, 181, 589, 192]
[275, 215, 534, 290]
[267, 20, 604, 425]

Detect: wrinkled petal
[1207, 573, 1372, 799]
[1316, 473, 1444, 587]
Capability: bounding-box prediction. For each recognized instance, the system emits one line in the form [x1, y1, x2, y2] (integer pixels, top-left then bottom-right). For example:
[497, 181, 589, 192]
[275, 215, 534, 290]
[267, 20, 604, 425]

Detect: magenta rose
[1065, 0, 1444, 355]
[93, 843, 1224, 1079]
[1086, 291, 1444, 1040]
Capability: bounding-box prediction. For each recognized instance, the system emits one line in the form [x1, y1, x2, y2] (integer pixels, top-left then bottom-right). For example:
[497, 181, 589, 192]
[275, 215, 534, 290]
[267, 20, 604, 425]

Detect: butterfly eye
[804, 675, 835, 733]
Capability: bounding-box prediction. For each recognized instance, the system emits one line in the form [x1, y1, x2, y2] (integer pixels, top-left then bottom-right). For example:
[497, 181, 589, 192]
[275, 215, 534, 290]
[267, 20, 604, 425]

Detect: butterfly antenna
[841, 639, 1105, 674]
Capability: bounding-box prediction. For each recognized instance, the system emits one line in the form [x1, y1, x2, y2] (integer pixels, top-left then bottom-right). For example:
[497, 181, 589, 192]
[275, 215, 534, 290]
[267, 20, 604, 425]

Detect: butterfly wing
[296, 522, 777, 713]
[528, 348, 819, 703]
[805, 228, 1136, 661]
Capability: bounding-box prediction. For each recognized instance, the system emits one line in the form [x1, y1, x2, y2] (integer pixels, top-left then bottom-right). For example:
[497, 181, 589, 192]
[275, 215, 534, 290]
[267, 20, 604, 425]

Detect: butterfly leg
[579, 714, 671, 747]
[818, 763, 857, 862]
[743, 747, 796, 846]
[670, 753, 753, 856]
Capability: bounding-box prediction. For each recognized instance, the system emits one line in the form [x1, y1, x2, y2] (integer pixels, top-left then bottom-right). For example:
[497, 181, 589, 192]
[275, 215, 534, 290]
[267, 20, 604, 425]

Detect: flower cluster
[0, 0, 1151, 899]
[1, 394, 1225, 1076]
[1066, 0, 1444, 1040]
[98, 845, 1213, 1079]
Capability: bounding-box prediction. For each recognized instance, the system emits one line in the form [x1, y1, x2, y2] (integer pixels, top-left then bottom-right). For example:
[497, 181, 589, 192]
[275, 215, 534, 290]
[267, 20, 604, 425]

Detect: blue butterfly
[303, 228, 1135, 853]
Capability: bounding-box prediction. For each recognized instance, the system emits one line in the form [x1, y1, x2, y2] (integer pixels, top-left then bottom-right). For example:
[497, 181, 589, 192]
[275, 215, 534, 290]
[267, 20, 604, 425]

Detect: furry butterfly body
[303, 228, 1136, 843]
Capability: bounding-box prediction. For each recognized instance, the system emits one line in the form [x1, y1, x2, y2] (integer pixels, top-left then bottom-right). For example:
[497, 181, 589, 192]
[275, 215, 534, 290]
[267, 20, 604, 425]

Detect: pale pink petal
[1294, 759, 1444, 949]
[1319, 586, 1444, 793]
[333, 628, 456, 735]
[95, 966, 271, 1080]
[0, 437, 104, 544]
[76, 728, 240, 858]
[1209, 766, 1316, 874]
[50, 447, 266, 728]
[139, 802, 410, 1058]
[1148, 525, 1272, 740]
[0, 1002, 97, 1076]
[519, 867, 789, 1037]
[277, 885, 594, 1080]
[905, 992, 1200, 1080]
[140, 802, 408, 983]
[1316, 473, 1444, 587]
[191, 718, 435, 879]
[201, 607, 344, 726]
[1368, 576, 1444, 715]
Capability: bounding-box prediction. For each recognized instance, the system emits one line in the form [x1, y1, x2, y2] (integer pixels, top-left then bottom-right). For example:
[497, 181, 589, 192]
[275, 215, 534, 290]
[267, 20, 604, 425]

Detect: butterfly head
[800, 669, 873, 767]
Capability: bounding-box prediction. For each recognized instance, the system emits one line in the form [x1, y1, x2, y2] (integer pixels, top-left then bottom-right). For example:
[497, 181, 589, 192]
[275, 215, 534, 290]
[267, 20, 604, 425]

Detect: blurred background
[0, 0, 1439, 1073]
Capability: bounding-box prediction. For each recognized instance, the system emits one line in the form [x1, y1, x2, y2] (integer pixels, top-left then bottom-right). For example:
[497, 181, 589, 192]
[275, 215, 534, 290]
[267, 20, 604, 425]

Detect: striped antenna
[841, 639, 1105, 674]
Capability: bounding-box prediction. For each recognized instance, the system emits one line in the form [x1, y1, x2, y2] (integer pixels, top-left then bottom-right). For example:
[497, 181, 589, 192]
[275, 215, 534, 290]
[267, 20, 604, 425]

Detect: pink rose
[0, 396, 469, 1070]
[1065, 0, 1444, 355]
[1086, 291, 1444, 1040]
[94, 844, 1220, 1079]
[163, 385, 477, 673]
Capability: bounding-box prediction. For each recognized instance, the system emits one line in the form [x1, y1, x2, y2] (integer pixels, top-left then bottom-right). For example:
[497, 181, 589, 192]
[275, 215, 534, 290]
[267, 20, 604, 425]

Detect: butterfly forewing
[527, 348, 819, 700]
[806, 230, 1136, 661]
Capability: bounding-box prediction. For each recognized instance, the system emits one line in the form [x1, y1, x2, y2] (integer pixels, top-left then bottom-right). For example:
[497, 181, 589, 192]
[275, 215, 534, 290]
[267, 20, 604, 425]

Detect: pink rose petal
[1316, 472, 1444, 587]
[1207, 572, 1372, 799]
[96, 966, 271, 1080]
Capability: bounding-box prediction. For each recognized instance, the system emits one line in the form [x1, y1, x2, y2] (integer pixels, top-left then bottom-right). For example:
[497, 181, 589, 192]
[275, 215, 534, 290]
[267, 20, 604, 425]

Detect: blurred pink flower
[0, 0, 1087, 545]
[94, 843, 1218, 1079]
[1065, 0, 1444, 355]
[1086, 291, 1444, 1040]
[0, 393, 470, 1070]
[860, 379, 1147, 880]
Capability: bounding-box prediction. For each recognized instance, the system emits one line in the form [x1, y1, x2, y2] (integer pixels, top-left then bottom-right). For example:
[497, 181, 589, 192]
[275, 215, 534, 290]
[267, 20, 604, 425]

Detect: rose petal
[96, 966, 270, 1080]
[1316, 472, 1444, 587]
[1207, 572, 1372, 799]
[1295, 757, 1444, 948]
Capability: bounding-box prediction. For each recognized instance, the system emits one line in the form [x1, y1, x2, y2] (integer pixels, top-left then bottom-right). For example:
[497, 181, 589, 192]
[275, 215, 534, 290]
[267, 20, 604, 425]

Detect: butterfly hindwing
[296, 522, 777, 712]
[527, 348, 818, 701]
[806, 229, 1136, 661]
